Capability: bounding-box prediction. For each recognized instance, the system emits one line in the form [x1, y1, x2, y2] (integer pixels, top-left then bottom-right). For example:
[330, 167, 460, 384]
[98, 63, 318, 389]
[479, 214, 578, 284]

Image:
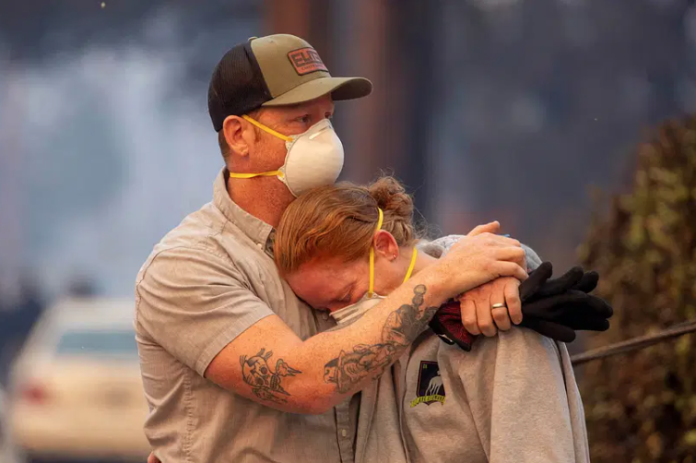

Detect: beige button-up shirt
[135, 169, 357, 463]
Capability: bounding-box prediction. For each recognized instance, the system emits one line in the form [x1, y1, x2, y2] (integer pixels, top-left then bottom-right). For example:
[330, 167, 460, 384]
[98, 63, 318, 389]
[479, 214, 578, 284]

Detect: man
[136, 34, 529, 463]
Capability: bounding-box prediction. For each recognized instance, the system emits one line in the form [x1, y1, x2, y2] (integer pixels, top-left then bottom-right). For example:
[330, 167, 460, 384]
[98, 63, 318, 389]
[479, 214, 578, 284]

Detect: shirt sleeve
[453, 328, 583, 462]
[135, 245, 275, 376]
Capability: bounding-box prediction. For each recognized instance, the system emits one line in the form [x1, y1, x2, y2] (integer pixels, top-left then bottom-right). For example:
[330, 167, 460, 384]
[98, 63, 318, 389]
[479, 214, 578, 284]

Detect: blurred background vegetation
[578, 115, 696, 462]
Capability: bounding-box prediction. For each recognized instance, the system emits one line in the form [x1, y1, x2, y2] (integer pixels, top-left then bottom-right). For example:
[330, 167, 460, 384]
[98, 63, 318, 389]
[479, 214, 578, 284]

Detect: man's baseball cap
[208, 34, 373, 132]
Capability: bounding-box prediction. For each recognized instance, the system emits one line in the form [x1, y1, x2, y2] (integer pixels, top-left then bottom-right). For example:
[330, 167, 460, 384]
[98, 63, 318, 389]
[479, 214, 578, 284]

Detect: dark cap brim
[261, 76, 372, 107]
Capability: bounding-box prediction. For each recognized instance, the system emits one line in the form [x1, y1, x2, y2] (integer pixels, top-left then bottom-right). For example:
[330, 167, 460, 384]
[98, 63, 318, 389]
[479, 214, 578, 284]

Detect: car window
[54, 329, 138, 358]
[0, 394, 5, 447]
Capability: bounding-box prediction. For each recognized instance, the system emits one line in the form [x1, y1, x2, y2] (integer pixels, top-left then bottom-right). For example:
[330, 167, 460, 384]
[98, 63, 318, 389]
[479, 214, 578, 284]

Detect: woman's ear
[373, 230, 399, 261]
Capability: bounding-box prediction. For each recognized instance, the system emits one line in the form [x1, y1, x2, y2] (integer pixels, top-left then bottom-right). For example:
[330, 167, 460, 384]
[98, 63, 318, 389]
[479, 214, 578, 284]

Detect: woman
[274, 176, 589, 463]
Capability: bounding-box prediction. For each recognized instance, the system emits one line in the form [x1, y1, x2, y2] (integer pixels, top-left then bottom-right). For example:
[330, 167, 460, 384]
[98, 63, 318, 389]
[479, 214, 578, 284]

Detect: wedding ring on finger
[491, 302, 507, 310]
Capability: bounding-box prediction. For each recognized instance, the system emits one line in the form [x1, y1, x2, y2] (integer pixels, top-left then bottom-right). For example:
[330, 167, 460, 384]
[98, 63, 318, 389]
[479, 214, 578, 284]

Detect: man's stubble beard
[227, 142, 296, 227]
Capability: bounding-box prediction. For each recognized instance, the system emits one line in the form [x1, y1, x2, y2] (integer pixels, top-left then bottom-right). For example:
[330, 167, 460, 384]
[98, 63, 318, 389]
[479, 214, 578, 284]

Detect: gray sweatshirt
[350, 236, 590, 463]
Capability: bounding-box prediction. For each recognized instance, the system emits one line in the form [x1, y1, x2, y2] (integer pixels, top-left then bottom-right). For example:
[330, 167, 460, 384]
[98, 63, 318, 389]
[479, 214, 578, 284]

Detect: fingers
[488, 234, 521, 248]
[492, 261, 528, 282]
[522, 295, 611, 331]
[467, 232, 521, 249]
[562, 313, 611, 331]
[475, 293, 497, 337]
[495, 245, 527, 264]
[519, 262, 553, 301]
[504, 280, 523, 325]
[522, 291, 590, 318]
[443, 231, 526, 299]
[535, 266, 584, 298]
[491, 306, 512, 331]
[553, 295, 614, 324]
[489, 247, 527, 283]
[591, 296, 614, 318]
[460, 297, 480, 335]
[490, 281, 515, 331]
[467, 221, 500, 236]
[572, 271, 599, 293]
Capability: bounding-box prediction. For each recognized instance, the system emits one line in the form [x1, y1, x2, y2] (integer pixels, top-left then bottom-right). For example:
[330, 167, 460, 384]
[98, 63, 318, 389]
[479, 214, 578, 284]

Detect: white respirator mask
[229, 115, 344, 197]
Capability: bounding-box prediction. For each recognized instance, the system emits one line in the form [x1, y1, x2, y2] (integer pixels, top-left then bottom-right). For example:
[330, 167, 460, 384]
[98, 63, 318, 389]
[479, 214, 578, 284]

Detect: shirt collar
[213, 168, 274, 253]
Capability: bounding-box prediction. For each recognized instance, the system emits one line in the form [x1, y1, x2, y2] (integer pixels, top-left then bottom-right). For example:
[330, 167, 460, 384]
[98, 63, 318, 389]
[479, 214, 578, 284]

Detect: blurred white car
[1, 387, 20, 463]
[9, 297, 150, 462]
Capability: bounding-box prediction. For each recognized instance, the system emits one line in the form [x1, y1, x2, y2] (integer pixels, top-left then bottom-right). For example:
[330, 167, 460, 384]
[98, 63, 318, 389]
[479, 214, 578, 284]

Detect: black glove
[518, 262, 613, 342]
[429, 262, 614, 349]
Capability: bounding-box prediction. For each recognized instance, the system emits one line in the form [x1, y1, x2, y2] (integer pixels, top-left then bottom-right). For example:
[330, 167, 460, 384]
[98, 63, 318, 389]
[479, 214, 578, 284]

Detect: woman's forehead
[307, 258, 363, 286]
[288, 258, 365, 303]
[309, 255, 365, 275]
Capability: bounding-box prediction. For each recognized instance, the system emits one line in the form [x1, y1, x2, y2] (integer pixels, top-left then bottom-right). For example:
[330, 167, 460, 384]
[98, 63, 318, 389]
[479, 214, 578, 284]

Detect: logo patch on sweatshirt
[410, 361, 445, 407]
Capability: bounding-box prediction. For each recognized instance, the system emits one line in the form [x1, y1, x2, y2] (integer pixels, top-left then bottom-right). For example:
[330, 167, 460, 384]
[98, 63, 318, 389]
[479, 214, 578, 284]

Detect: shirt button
[322, 313, 329, 320]
[341, 429, 347, 438]
[256, 243, 263, 249]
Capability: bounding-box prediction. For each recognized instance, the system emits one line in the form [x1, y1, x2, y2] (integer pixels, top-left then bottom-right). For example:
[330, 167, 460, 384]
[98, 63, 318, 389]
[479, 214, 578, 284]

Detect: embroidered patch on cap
[410, 360, 445, 407]
[288, 47, 328, 75]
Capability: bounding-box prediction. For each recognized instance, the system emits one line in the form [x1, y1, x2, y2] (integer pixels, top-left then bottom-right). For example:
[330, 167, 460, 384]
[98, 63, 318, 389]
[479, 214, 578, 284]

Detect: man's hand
[453, 221, 525, 337]
[465, 222, 527, 270]
[435, 222, 527, 301]
[459, 277, 523, 337]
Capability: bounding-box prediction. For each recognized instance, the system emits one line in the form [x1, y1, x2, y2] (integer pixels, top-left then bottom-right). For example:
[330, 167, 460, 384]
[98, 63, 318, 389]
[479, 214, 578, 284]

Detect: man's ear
[373, 230, 399, 260]
[222, 115, 252, 157]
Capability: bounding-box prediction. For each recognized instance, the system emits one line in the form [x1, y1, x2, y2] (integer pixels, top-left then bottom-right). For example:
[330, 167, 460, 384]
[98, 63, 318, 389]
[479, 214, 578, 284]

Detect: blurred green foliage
[578, 115, 696, 462]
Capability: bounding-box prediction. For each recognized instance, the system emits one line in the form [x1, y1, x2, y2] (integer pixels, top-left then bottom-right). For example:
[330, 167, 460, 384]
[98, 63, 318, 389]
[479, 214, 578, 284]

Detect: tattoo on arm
[324, 284, 438, 393]
[240, 348, 302, 403]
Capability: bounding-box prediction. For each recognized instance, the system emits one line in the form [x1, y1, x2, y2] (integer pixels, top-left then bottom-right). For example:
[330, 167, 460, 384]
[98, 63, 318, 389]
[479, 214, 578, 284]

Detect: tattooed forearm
[382, 285, 438, 346]
[240, 348, 302, 403]
[324, 284, 439, 393]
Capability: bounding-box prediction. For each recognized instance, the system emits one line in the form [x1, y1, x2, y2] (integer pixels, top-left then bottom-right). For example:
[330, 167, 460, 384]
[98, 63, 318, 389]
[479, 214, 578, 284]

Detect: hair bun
[367, 176, 414, 222]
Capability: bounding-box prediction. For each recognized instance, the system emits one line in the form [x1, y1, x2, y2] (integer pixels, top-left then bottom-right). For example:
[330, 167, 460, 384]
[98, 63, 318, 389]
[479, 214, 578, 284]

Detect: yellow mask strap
[403, 247, 418, 283]
[229, 171, 284, 179]
[368, 208, 384, 298]
[242, 115, 292, 142]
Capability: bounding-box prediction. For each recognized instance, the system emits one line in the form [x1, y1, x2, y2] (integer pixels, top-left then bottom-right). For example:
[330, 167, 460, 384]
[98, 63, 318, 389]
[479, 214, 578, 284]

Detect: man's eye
[297, 115, 311, 124]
